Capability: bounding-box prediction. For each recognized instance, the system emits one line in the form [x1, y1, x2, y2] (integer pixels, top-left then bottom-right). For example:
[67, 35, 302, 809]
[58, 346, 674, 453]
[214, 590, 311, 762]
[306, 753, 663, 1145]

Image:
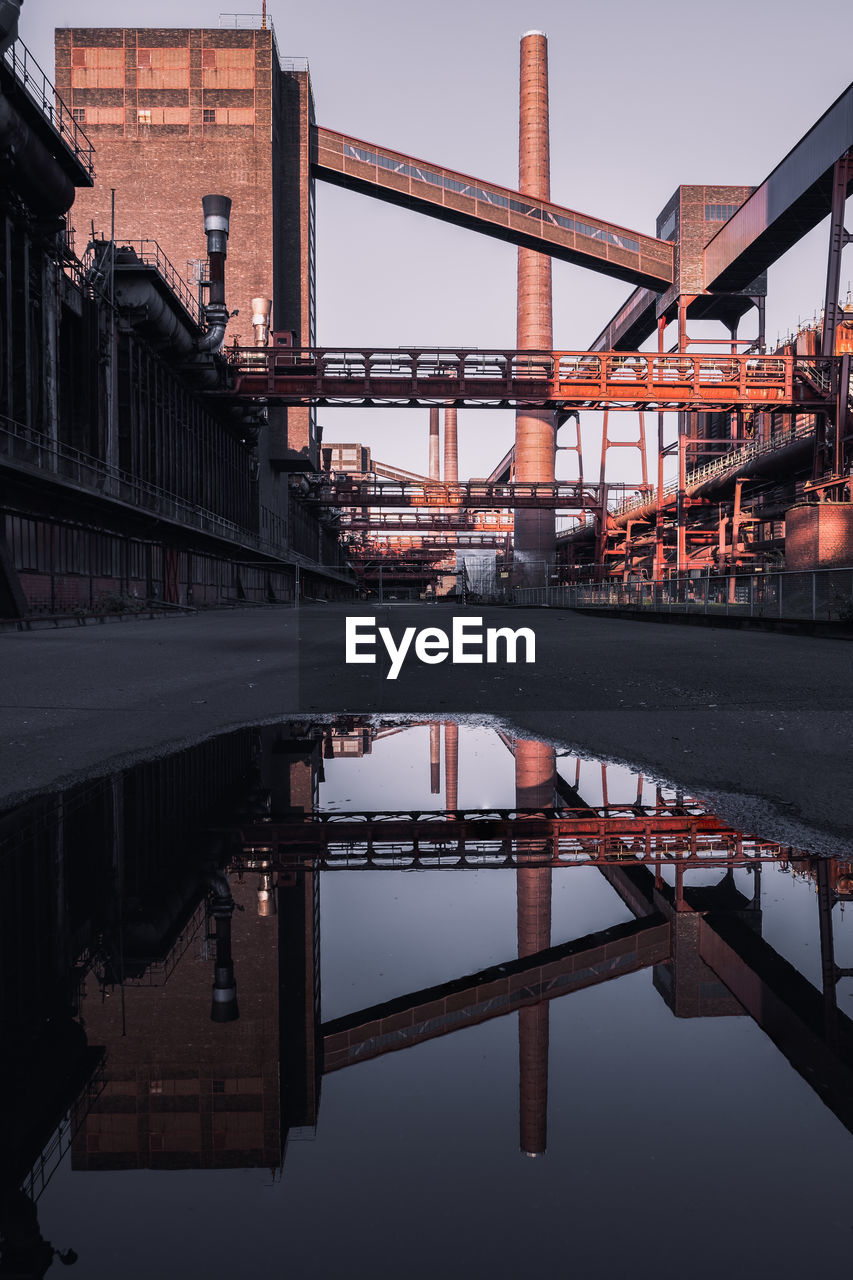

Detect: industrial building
[0, 11, 351, 623]
[0, 8, 850, 615]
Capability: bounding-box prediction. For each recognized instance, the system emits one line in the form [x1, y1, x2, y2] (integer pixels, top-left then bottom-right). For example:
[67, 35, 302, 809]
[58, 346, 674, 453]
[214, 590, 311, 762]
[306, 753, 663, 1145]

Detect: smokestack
[429, 407, 441, 480]
[251, 296, 272, 346]
[430, 722, 441, 794]
[444, 407, 458, 485]
[514, 32, 555, 583]
[198, 194, 231, 353]
[444, 722, 458, 812]
[515, 736, 555, 1156]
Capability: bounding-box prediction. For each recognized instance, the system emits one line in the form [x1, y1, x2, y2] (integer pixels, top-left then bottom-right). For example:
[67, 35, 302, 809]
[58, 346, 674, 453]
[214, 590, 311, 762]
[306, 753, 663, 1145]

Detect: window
[72, 106, 85, 123]
[137, 110, 152, 125]
[203, 108, 216, 123]
[706, 203, 740, 222]
[86, 107, 124, 125]
[137, 47, 190, 89]
[71, 46, 124, 88]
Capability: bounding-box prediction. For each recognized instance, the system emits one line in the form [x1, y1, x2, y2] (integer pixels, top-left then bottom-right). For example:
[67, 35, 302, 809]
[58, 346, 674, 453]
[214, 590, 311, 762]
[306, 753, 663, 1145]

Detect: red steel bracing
[226, 345, 831, 411]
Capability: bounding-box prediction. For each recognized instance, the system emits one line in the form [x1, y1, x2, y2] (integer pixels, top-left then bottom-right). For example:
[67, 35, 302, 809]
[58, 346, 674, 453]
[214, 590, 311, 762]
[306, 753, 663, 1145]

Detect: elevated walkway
[313, 126, 673, 290]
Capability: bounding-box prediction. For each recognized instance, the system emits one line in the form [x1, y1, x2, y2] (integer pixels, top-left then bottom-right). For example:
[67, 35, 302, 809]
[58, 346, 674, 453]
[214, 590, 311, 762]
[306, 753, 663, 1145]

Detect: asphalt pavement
[1, 602, 851, 852]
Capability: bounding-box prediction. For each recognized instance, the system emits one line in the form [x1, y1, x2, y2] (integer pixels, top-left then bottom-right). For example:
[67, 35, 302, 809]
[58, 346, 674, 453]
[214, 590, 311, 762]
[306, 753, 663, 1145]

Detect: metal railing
[612, 420, 817, 519]
[0, 414, 286, 557]
[2, 38, 94, 177]
[116, 238, 204, 326]
[515, 567, 853, 624]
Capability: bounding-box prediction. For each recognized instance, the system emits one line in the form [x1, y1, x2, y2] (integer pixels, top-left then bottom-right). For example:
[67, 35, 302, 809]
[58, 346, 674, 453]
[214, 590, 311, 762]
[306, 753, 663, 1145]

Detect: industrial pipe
[444, 407, 458, 484]
[251, 296, 271, 346]
[207, 870, 239, 1023]
[0, 1, 21, 54]
[0, 89, 75, 216]
[197, 194, 231, 353]
[429, 407, 440, 480]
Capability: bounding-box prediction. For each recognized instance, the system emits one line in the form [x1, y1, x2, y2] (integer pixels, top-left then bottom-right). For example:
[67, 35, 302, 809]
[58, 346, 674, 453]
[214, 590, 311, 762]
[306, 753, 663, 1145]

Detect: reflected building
[2, 716, 853, 1233]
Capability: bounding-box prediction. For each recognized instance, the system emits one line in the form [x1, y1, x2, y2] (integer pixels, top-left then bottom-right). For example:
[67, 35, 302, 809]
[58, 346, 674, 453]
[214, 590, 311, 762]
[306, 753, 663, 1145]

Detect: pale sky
[33, 0, 853, 483]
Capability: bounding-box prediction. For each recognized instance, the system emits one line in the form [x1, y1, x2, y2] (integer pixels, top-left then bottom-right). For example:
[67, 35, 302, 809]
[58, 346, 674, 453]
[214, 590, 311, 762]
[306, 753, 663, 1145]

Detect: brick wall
[57, 28, 275, 343]
[57, 25, 318, 471]
[785, 503, 853, 570]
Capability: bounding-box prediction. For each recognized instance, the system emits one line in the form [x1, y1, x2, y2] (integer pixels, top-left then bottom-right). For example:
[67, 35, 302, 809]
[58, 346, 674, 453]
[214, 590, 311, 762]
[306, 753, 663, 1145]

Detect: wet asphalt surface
[1, 602, 851, 852]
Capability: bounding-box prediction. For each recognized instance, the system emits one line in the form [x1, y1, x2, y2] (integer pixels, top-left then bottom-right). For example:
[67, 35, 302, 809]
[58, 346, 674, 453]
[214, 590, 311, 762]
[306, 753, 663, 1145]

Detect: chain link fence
[514, 567, 853, 623]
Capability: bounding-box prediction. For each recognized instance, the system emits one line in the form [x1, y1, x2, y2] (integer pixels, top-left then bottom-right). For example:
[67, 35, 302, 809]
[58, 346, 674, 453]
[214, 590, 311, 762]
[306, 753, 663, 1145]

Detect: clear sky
[32, 0, 853, 482]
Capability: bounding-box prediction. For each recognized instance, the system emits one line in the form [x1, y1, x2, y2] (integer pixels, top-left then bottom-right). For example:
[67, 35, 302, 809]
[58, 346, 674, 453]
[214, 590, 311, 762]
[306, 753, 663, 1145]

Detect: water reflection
[1, 720, 852, 1275]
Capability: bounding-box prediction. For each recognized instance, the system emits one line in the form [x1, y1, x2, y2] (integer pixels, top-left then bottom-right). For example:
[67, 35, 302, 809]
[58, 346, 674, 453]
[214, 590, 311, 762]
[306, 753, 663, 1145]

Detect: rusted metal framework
[302, 476, 610, 509]
[231, 805, 790, 870]
[224, 344, 835, 412]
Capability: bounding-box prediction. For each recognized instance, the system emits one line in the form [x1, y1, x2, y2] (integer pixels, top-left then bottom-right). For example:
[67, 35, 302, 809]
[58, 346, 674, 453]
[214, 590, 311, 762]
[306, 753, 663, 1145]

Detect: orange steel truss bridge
[232, 804, 790, 871]
[302, 477, 615, 510]
[224, 346, 841, 413]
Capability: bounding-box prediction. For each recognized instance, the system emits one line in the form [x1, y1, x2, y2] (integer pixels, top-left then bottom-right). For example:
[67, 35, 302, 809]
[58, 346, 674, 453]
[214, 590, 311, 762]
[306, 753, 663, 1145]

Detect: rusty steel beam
[298, 477, 609, 509]
[225, 345, 830, 411]
[231, 807, 792, 870]
[339, 511, 513, 530]
[312, 126, 673, 291]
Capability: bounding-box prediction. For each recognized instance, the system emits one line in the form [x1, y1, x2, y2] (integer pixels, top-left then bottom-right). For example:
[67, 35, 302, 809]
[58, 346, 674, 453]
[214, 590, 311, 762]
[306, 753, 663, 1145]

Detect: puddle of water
[1, 718, 852, 1280]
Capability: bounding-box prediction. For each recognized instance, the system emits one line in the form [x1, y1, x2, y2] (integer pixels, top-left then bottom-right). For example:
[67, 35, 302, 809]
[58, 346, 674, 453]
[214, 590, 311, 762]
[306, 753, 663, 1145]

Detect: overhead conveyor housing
[312, 126, 674, 291]
[704, 82, 853, 292]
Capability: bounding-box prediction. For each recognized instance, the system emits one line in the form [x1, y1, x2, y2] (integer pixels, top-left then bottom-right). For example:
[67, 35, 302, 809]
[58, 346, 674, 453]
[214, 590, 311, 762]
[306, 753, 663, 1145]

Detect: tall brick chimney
[514, 32, 555, 584]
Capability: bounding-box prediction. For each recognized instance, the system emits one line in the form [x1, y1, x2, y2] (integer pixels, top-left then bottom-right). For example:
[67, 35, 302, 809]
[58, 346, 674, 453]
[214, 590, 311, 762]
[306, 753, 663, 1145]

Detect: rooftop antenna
[261, 0, 267, 28]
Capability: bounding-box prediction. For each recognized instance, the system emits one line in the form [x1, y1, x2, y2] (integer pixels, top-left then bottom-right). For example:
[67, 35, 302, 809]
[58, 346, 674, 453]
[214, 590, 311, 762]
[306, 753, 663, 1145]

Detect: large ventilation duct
[197, 194, 231, 353]
[0, 89, 75, 216]
[0, 1, 21, 54]
[251, 296, 272, 346]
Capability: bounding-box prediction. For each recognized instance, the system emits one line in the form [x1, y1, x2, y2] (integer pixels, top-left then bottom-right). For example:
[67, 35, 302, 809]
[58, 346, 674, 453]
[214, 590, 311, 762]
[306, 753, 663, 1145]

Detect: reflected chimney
[209, 872, 239, 1023]
[444, 722, 458, 812]
[515, 736, 556, 1156]
[430, 722, 441, 795]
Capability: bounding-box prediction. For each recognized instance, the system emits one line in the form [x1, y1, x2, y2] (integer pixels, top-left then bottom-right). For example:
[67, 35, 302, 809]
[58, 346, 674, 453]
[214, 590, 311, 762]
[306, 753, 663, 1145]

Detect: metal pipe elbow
[196, 302, 229, 353]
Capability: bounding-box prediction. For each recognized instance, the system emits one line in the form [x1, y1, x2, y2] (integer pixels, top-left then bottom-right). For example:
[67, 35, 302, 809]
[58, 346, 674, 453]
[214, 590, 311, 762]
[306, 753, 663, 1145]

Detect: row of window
[6, 515, 147, 576]
[706, 203, 741, 221]
[70, 46, 255, 90]
[343, 143, 641, 254]
[71, 107, 255, 127]
[71, 46, 254, 67]
[72, 68, 255, 89]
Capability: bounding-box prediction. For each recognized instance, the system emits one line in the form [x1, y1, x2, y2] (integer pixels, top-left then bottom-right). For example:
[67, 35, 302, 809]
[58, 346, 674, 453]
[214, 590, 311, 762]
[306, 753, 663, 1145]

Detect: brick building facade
[55, 23, 317, 468]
